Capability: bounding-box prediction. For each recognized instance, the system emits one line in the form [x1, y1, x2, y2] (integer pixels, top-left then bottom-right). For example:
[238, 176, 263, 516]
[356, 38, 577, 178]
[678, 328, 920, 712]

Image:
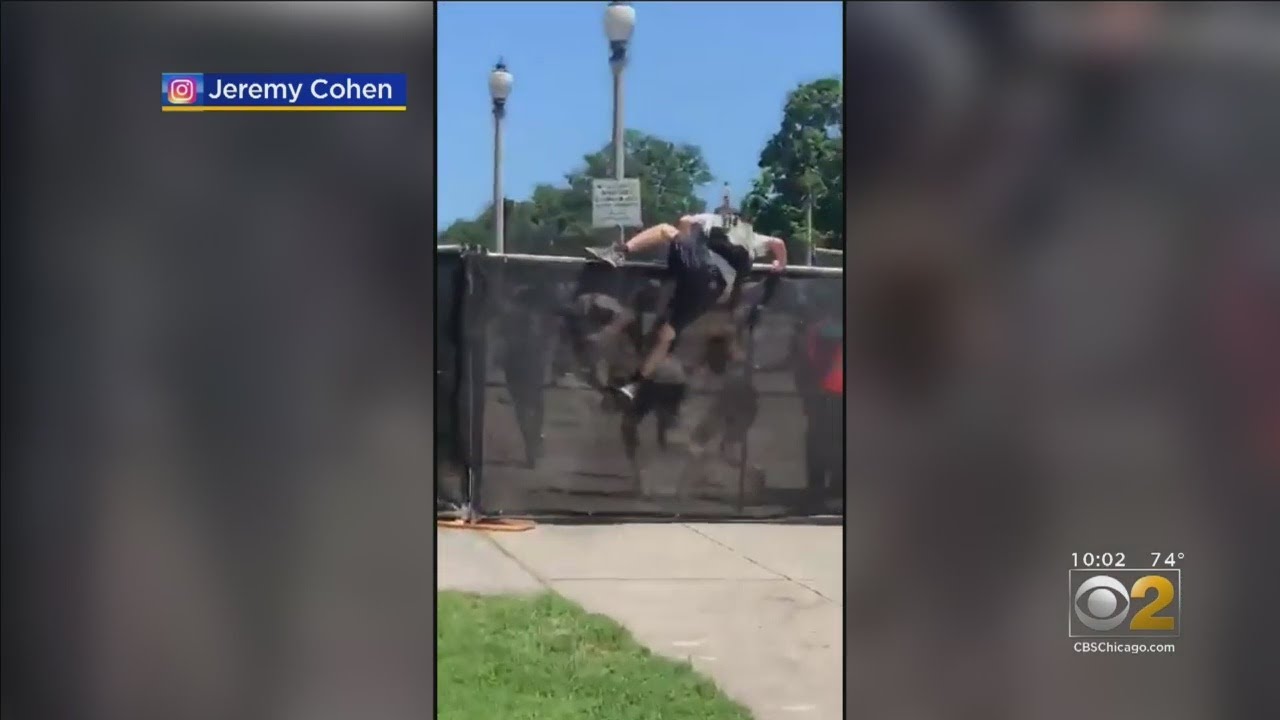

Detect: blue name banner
[161, 73, 407, 112]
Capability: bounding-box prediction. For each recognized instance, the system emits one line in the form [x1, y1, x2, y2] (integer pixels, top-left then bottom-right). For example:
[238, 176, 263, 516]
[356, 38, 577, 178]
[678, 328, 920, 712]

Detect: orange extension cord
[436, 517, 538, 532]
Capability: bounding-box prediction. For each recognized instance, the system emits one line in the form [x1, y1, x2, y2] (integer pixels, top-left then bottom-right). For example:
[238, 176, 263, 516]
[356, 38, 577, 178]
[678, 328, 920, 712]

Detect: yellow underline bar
[162, 106, 406, 112]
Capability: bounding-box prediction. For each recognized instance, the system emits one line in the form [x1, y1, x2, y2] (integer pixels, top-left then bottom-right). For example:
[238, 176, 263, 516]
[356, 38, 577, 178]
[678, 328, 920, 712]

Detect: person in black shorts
[554, 283, 690, 493]
[586, 212, 787, 403]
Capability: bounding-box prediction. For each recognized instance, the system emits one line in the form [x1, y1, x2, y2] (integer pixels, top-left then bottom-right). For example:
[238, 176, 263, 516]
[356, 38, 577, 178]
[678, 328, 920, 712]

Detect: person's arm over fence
[758, 234, 788, 271]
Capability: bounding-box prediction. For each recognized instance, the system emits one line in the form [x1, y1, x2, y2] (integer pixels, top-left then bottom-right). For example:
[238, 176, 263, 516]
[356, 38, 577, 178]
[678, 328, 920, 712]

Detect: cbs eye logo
[1069, 570, 1180, 638]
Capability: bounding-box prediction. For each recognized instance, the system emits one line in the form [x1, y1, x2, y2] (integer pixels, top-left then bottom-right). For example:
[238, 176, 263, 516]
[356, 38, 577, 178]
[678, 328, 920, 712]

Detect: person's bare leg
[587, 221, 685, 265]
[623, 223, 680, 254]
[615, 322, 676, 401]
[637, 323, 677, 380]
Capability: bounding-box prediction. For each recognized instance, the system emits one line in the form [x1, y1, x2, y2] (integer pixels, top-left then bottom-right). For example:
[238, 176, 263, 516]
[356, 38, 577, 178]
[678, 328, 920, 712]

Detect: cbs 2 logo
[1074, 574, 1177, 632]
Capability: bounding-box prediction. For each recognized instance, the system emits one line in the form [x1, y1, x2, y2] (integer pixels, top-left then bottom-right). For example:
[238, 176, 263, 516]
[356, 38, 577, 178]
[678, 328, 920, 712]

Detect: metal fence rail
[489, 251, 845, 278]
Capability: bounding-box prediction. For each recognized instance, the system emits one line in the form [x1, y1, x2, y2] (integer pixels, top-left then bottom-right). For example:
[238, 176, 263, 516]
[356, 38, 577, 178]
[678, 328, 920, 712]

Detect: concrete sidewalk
[438, 523, 843, 720]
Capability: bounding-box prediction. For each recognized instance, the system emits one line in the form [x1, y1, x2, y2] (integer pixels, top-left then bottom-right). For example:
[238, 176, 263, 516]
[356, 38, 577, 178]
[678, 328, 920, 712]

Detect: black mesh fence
[439, 250, 844, 519]
[435, 246, 467, 510]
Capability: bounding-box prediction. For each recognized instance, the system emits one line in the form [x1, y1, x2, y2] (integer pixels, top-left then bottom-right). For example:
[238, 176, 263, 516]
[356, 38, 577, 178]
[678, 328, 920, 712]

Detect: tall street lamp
[604, 1, 636, 247]
[488, 59, 513, 254]
[801, 168, 822, 266]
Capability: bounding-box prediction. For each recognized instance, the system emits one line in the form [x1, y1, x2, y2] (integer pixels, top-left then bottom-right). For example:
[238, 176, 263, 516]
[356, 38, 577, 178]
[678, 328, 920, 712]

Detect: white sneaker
[614, 382, 639, 402]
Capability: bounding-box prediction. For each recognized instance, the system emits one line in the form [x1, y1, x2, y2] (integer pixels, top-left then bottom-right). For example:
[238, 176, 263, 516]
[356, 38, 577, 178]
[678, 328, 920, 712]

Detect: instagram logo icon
[161, 73, 202, 108]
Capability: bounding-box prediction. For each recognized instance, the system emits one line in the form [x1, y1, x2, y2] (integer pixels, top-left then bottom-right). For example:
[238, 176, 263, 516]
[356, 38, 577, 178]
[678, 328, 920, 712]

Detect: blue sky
[436, 1, 843, 228]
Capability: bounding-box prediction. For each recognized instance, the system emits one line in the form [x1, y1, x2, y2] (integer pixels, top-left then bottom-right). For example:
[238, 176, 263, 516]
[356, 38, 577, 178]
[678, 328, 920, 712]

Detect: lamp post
[488, 60, 513, 254]
[604, 2, 635, 247]
[801, 168, 821, 266]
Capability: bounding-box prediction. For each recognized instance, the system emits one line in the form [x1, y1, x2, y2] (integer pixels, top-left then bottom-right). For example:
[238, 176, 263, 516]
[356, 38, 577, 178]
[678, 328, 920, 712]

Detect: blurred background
[2, 3, 435, 720]
[840, 2, 1277, 719]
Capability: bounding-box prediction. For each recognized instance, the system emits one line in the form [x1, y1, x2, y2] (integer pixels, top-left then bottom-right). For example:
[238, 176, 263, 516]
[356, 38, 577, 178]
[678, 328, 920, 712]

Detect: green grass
[437, 591, 754, 720]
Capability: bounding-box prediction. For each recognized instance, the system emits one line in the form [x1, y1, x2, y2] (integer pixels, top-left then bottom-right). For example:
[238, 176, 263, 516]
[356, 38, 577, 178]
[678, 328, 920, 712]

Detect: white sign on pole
[591, 178, 643, 228]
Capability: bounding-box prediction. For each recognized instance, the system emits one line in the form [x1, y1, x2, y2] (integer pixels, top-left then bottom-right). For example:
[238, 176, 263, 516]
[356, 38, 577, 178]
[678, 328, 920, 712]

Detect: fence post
[460, 248, 490, 521]
[735, 271, 771, 514]
[435, 246, 467, 517]
[736, 323, 754, 515]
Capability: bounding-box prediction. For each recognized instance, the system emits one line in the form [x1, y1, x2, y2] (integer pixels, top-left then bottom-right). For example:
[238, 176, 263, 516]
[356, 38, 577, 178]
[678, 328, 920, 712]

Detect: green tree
[438, 198, 547, 253]
[741, 77, 844, 257]
[566, 129, 713, 229]
[439, 130, 714, 255]
[438, 215, 490, 247]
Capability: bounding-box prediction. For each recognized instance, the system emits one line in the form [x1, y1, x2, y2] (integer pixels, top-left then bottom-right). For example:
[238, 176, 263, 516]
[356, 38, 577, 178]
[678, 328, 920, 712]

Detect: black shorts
[664, 239, 729, 332]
